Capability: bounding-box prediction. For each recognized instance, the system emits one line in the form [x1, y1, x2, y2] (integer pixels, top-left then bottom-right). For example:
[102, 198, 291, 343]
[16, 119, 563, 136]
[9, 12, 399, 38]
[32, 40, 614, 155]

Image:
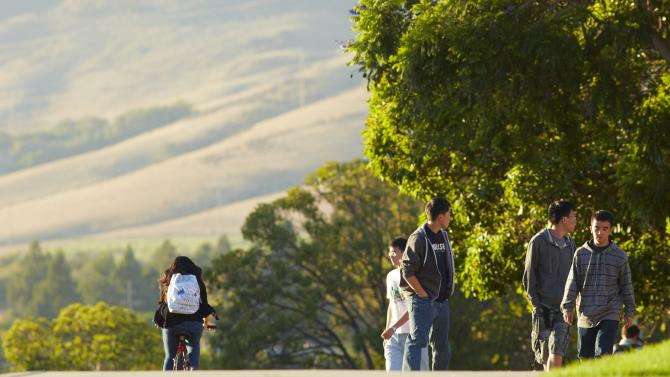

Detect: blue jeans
[577, 320, 619, 359]
[404, 295, 451, 370]
[162, 320, 204, 370]
[384, 332, 429, 371]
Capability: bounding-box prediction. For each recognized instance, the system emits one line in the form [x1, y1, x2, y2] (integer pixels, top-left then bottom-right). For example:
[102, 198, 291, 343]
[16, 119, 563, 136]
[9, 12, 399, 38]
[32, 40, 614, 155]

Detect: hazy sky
[0, 0, 60, 21]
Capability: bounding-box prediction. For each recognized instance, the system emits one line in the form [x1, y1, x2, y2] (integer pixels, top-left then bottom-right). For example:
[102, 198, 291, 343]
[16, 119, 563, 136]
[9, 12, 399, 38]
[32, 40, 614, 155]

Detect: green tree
[110, 247, 144, 310]
[152, 240, 177, 273]
[2, 302, 162, 371]
[1, 317, 54, 371]
[136, 266, 160, 313]
[5, 242, 50, 317]
[207, 160, 420, 369]
[50, 302, 162, 370]
[193, 236, 231, 268]
[215, 235, 232, 254]
[74, 252, 118, 305]
[349, 0, 670, 328]
[33, 251, 80, 318]
[143, 240, 179, 306]
[193, 242, 214, 268]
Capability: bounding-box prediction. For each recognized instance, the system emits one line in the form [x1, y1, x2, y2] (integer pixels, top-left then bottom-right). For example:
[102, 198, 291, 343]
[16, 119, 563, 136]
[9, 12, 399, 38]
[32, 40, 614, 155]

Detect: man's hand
[405, 276, 428, 298]
[204, 315, 217, 331]
[563, 311, 573, 326]
[381, 327, 395, 340]
[624, 316, 634, 329]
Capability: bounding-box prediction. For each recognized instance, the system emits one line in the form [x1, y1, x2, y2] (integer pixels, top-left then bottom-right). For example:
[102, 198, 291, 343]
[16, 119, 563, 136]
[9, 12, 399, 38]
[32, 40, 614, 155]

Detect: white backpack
[167, 273, 201, 314]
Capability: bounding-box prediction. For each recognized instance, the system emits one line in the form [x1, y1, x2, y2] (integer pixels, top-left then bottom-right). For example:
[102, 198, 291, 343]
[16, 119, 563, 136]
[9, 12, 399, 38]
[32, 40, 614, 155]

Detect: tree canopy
[1, 302, 161, 371]
[207, 160, 421, 369]
[348, 0, 670, 326]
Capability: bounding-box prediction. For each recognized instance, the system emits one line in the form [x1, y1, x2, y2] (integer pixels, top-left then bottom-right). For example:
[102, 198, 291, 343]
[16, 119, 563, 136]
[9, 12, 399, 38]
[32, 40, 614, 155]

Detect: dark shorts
[531, 307, 570, 365]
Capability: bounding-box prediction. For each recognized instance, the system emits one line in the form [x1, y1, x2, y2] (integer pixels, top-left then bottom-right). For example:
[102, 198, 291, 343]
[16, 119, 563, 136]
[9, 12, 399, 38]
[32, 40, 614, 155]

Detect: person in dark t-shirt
[400, 197, 456, 370]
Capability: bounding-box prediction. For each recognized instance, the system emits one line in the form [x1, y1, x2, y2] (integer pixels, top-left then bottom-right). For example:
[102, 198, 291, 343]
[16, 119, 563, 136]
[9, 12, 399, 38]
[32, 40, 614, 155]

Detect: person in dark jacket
[400, 197, 456, 370]
[523, 199, 577, 370]
[155, 256, 216, 370]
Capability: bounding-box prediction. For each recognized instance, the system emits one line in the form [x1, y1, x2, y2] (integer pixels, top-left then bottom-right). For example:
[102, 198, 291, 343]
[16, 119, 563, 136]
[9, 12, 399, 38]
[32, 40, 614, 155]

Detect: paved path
[3, 370, 537, 377]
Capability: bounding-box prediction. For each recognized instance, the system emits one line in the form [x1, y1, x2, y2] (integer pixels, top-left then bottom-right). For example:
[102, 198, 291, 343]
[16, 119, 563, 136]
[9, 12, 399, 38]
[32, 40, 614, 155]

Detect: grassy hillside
[552, 340, 670, 377]
[0, 1, 357, 131]
[0, 102, 192, 173]
[0, 86, 367, 245]
[0, 56, 358, 208]
[0, 1, 366, 247]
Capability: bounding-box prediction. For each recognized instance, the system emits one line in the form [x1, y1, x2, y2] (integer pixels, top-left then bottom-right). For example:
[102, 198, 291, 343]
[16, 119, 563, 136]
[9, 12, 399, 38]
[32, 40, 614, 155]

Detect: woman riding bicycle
[154, 256, 216, 370]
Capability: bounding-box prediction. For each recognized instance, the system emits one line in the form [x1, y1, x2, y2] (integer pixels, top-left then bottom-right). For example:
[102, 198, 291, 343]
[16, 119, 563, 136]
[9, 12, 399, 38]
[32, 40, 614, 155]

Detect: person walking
[523, 199, 577, 370]
[561, 210, 636, 359]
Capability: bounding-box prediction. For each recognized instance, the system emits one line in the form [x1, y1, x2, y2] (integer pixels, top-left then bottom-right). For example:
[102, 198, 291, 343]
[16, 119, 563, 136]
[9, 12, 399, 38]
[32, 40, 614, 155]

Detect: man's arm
[381, 304, 393, 340]
[522, 239, 541, 310]
[393, 311, 410, 328]
[385, 303, 392, 330]
[382, 311, 410, 340]
[404, 276, 428, 297]
[561, 253, 580, 325]
[401, 233, 426, 296]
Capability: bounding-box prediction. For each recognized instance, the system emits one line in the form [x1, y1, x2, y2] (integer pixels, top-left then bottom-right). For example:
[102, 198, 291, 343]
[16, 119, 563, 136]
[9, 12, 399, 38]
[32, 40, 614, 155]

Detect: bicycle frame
[173, 334, 190, 371]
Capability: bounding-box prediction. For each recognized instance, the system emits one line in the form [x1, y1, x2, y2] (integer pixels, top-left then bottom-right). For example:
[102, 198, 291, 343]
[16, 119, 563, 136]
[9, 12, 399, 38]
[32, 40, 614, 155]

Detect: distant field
[0, 234, 248, 261]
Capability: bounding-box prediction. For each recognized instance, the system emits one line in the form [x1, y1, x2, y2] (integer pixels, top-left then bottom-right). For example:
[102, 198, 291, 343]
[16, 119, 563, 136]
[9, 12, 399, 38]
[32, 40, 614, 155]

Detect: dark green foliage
[193, 236, 231, 269]
[5, 242, 51, 317]
[349, 0, 670, 329]
[151, 240, 178, 274]
[111, 247, 145, 310]
[449, 290, 533, 370]
[207, 160, 421, 369]
[74, 253, 119, 306]
[32, 251, 80, 319]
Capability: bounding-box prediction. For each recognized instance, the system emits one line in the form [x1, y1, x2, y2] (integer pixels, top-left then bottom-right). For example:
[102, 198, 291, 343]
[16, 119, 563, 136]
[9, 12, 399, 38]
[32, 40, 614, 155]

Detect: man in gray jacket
[561, 210, 636, 359]
[523, 199, 577, 370]
[400, 197, 455, 370]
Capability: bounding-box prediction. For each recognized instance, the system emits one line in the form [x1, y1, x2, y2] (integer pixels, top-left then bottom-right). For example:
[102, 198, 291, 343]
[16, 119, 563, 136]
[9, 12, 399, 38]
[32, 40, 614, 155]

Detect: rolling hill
[0, 0, 368, 249]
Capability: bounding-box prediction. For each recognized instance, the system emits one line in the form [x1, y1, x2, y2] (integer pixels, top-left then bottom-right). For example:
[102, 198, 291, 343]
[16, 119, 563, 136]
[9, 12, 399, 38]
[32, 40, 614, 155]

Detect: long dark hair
[158, 256, 203, 304]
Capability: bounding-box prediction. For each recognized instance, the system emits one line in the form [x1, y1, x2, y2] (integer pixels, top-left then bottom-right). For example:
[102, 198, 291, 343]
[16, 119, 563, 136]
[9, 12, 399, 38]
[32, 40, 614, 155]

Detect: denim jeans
[577, 320, 619, 359]
[404, 295, 451, 370]
[162, 320, 204, 370]
[384, 332, 429, 371]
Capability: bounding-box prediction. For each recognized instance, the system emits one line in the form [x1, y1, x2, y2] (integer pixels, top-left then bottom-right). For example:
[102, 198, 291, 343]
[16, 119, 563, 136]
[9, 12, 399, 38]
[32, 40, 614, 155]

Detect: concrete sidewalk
[2, 370, 537, 377]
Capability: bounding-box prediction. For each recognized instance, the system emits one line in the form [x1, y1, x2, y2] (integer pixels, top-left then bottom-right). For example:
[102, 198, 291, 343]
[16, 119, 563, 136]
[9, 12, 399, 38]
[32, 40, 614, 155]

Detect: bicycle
[172, 322, 218, 371]
[173, 331, 193, 371]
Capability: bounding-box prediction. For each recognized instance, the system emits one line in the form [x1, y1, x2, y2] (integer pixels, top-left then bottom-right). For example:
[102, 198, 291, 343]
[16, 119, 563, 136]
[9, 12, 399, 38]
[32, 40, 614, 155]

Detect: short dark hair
[624, 324, 640, 339]
[425, 197, 451, 221]
[389, 237, 407, 252]
[591, 210, 615, 227]
[548, 199, 576, 225]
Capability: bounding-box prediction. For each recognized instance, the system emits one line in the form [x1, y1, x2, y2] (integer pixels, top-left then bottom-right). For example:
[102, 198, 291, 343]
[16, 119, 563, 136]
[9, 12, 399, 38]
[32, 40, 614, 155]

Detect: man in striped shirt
[561, 210, 636, 359]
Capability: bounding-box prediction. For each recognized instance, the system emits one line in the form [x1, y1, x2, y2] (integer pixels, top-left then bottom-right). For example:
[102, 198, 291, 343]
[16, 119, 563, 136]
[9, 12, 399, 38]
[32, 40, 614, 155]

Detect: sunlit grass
[552, 340, 670, 377]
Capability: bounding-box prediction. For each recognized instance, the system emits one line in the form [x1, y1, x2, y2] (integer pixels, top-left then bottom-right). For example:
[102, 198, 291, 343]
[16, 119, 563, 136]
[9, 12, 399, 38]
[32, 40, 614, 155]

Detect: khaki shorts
[531, 307, 570, 365]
